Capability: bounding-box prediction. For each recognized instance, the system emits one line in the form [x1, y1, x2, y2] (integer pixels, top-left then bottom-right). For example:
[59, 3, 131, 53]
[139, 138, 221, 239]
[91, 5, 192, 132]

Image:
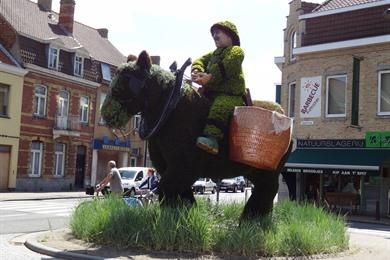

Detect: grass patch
[70, 197, 348, 257]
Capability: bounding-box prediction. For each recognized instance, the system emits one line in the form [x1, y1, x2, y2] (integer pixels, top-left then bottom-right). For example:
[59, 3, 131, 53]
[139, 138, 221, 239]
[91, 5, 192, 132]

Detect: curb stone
[24, 232, 105, 260]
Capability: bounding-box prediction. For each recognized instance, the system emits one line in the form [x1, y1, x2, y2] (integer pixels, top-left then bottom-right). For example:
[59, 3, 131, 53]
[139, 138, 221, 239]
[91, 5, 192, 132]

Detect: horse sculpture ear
[136, 50, 152, 71]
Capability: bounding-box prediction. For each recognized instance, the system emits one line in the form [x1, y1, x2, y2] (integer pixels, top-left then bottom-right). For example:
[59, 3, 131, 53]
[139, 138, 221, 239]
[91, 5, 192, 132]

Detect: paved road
[0, 198, 83, 234]
[0, 198, 84, 259]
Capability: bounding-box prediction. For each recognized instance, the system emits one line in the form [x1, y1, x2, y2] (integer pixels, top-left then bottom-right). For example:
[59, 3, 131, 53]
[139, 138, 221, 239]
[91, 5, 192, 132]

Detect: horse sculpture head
[101, 51, 176, 129]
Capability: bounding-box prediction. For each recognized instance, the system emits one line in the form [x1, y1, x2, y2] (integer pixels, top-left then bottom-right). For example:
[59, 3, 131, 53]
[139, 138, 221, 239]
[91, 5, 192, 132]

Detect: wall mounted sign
[297, 139, 365, 149]
[300, 76, 322, 118]
[365, 132, 390, 148]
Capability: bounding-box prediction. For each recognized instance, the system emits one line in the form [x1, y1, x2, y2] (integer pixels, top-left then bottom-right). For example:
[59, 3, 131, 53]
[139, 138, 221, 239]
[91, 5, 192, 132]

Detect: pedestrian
[96, 160, 123, 195]
[191, 21, 246, 155]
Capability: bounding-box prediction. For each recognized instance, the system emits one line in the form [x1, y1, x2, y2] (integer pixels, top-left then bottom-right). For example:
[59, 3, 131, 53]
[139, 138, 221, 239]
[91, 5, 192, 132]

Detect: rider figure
[191, 21, 246, 155]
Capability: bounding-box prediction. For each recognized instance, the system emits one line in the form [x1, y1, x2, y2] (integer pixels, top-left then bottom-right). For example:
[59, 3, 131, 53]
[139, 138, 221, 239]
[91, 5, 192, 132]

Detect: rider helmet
[210, 21, 240, 46]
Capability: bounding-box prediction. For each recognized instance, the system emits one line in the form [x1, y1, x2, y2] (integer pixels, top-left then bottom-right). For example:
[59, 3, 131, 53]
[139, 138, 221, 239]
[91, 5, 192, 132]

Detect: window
[133, 114, 141, 130]
[74, 55, 84, 76]
[378, 71, 390, 115]
[288, 82, 296, 118]
[101, 63, 112, 81]
[34, 85, 47, 117]
[54, 143, 65, 176]
[79, 96, 89, 123]
[0, 84, 9, 117]
[130, 157, 137, 167]
[30, 141, 42, 177]
[99, 92, 107, 124]
[326, 75, 347, 117]
[290, 31, 297, 60]
[48, 47, 59, 70]
[57, 91, 69, 117]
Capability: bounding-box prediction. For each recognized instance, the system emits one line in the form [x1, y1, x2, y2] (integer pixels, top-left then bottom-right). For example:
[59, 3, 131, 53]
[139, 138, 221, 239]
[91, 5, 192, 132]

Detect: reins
[139, 58, 192, 140]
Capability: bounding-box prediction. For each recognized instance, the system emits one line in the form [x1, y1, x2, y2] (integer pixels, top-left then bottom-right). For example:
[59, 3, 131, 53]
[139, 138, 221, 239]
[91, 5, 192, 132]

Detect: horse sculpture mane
[101, 51, 292, 219]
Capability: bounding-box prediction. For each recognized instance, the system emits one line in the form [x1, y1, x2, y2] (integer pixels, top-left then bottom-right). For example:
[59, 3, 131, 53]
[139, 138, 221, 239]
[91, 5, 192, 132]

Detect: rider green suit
[192, 21, 246, 154]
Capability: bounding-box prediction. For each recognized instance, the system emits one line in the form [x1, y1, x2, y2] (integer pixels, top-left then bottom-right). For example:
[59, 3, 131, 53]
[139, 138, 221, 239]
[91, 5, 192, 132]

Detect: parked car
[219, 176, 246, 192]
[118, 167, 150, 195]
[192, 178, 217, 194]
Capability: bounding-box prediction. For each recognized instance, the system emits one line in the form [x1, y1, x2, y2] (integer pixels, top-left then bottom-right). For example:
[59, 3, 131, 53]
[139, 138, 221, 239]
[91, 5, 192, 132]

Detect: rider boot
[196, 136, 219, 155]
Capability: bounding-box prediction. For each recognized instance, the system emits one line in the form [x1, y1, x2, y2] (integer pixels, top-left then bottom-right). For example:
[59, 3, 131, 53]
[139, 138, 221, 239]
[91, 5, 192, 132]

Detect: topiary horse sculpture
[102, 51, 292, 219]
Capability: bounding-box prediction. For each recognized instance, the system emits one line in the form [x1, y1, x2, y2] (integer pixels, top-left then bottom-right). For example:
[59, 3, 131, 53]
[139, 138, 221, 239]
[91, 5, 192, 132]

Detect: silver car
[192, 178, 217, 194]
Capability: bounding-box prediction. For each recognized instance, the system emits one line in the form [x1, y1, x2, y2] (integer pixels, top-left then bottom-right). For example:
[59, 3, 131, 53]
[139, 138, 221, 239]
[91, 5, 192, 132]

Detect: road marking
[0, 214, 26, 218]
[348, 227, 390, 238]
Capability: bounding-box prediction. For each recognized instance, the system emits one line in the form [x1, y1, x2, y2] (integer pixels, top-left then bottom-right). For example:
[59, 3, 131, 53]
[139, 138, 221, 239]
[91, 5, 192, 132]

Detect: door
[75, 145, 86, 189]
[0, 146, 10, 190]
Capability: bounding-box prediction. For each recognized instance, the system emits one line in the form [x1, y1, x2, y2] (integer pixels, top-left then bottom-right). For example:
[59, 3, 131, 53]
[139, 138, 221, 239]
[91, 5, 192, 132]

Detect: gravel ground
[36, 229, 390, 260]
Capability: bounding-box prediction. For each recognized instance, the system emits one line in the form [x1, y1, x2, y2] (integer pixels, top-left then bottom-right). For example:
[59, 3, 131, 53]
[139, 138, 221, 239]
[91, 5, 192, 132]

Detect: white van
[118, 167, 150, 195]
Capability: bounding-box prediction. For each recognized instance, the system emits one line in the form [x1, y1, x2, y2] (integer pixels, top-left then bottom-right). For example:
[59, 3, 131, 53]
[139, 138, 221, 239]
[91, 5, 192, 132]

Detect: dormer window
[48, 47, 59, 70]
[290, 31, 297, 60]
[101, 63, 112, 81]
[74, 55, 84, 76]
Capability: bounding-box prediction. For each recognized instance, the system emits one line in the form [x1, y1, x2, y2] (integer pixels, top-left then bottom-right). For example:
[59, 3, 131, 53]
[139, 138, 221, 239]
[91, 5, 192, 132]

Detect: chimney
[59, 0, 76, 34]
[38, 0, 52, 11]
[97, 28, 108, 38]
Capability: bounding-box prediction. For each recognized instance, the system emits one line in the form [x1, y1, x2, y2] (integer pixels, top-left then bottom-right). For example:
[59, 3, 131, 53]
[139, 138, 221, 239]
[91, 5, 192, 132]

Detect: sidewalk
[0, 191, 89, 201]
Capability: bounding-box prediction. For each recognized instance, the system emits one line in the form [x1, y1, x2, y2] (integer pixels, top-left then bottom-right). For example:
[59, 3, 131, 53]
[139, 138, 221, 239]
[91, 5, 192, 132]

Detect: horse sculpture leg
[158, 168, 196, 207]
[241, 142, 293, 220]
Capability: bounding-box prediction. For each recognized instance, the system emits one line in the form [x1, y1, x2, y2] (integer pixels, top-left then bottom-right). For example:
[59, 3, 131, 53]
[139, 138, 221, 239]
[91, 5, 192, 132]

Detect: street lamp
[384, 8, 390, 19]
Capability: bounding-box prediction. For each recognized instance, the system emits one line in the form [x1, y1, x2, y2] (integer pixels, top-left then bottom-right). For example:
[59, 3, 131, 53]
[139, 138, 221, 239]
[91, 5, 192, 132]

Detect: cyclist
[138, 168, 158, 198]
[96, 160, 123, 196]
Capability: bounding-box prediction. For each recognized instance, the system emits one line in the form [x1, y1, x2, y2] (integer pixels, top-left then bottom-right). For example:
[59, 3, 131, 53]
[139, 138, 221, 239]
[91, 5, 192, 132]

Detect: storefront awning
[284, 148, 390, 176]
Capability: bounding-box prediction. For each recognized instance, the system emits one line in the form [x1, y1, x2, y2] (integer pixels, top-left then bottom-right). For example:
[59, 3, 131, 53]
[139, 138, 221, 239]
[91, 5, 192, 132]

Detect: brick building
[0, 0, 126, 191]
[275, 0, 390, 216]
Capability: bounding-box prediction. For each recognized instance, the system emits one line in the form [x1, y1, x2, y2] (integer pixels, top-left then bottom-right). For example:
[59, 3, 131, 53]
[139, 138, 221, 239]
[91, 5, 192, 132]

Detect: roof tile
[312, 0, 384, 12]
[0, 0, 126, 66]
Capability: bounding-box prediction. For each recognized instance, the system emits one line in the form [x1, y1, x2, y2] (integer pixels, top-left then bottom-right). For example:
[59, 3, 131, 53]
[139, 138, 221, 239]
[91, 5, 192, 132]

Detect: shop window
[378, 71, 390, 115]
[34, 85, 47, 117]
[326, 75, 347, 117]
[0, 84, 9, 117]
[30, 141, 42, 177]
[288, 82, 296, 118]
[54, 143, 66, 176]
[79, 96, 89, 123]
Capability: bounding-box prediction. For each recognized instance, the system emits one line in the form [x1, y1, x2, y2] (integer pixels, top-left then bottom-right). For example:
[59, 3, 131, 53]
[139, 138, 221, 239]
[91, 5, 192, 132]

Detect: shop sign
[285, 167, 377, 176]
[365, 131, 390, 148]
[93, 136, 131, 152]
[300, 76, 322, 118]
[297, 139, 365, 149]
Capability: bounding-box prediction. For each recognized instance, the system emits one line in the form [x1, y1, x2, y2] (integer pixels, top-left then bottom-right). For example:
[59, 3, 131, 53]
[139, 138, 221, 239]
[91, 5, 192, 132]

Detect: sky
[34, 0, 324, 101]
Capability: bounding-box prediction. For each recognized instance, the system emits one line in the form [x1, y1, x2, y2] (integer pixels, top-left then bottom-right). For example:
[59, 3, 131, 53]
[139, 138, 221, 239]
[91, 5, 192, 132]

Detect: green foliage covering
[192, 46, 245, 96]
[71, 198, 348, 257]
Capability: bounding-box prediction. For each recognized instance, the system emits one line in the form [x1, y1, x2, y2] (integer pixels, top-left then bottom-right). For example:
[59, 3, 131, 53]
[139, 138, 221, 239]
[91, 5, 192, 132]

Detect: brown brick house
[275, 0, 390, 216]
[0, 0, 126, 191]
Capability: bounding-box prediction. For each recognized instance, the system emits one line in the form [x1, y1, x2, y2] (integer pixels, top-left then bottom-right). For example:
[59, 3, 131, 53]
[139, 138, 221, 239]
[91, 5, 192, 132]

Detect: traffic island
[66, 197, 349, 258]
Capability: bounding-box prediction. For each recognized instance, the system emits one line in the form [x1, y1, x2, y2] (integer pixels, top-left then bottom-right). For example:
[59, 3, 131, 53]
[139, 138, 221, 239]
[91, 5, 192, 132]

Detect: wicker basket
[229, 106, 292, 171]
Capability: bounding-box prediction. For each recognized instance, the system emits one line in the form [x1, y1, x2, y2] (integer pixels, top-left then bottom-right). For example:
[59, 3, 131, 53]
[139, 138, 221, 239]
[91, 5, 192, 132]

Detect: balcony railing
[55, 115, 80, 131]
